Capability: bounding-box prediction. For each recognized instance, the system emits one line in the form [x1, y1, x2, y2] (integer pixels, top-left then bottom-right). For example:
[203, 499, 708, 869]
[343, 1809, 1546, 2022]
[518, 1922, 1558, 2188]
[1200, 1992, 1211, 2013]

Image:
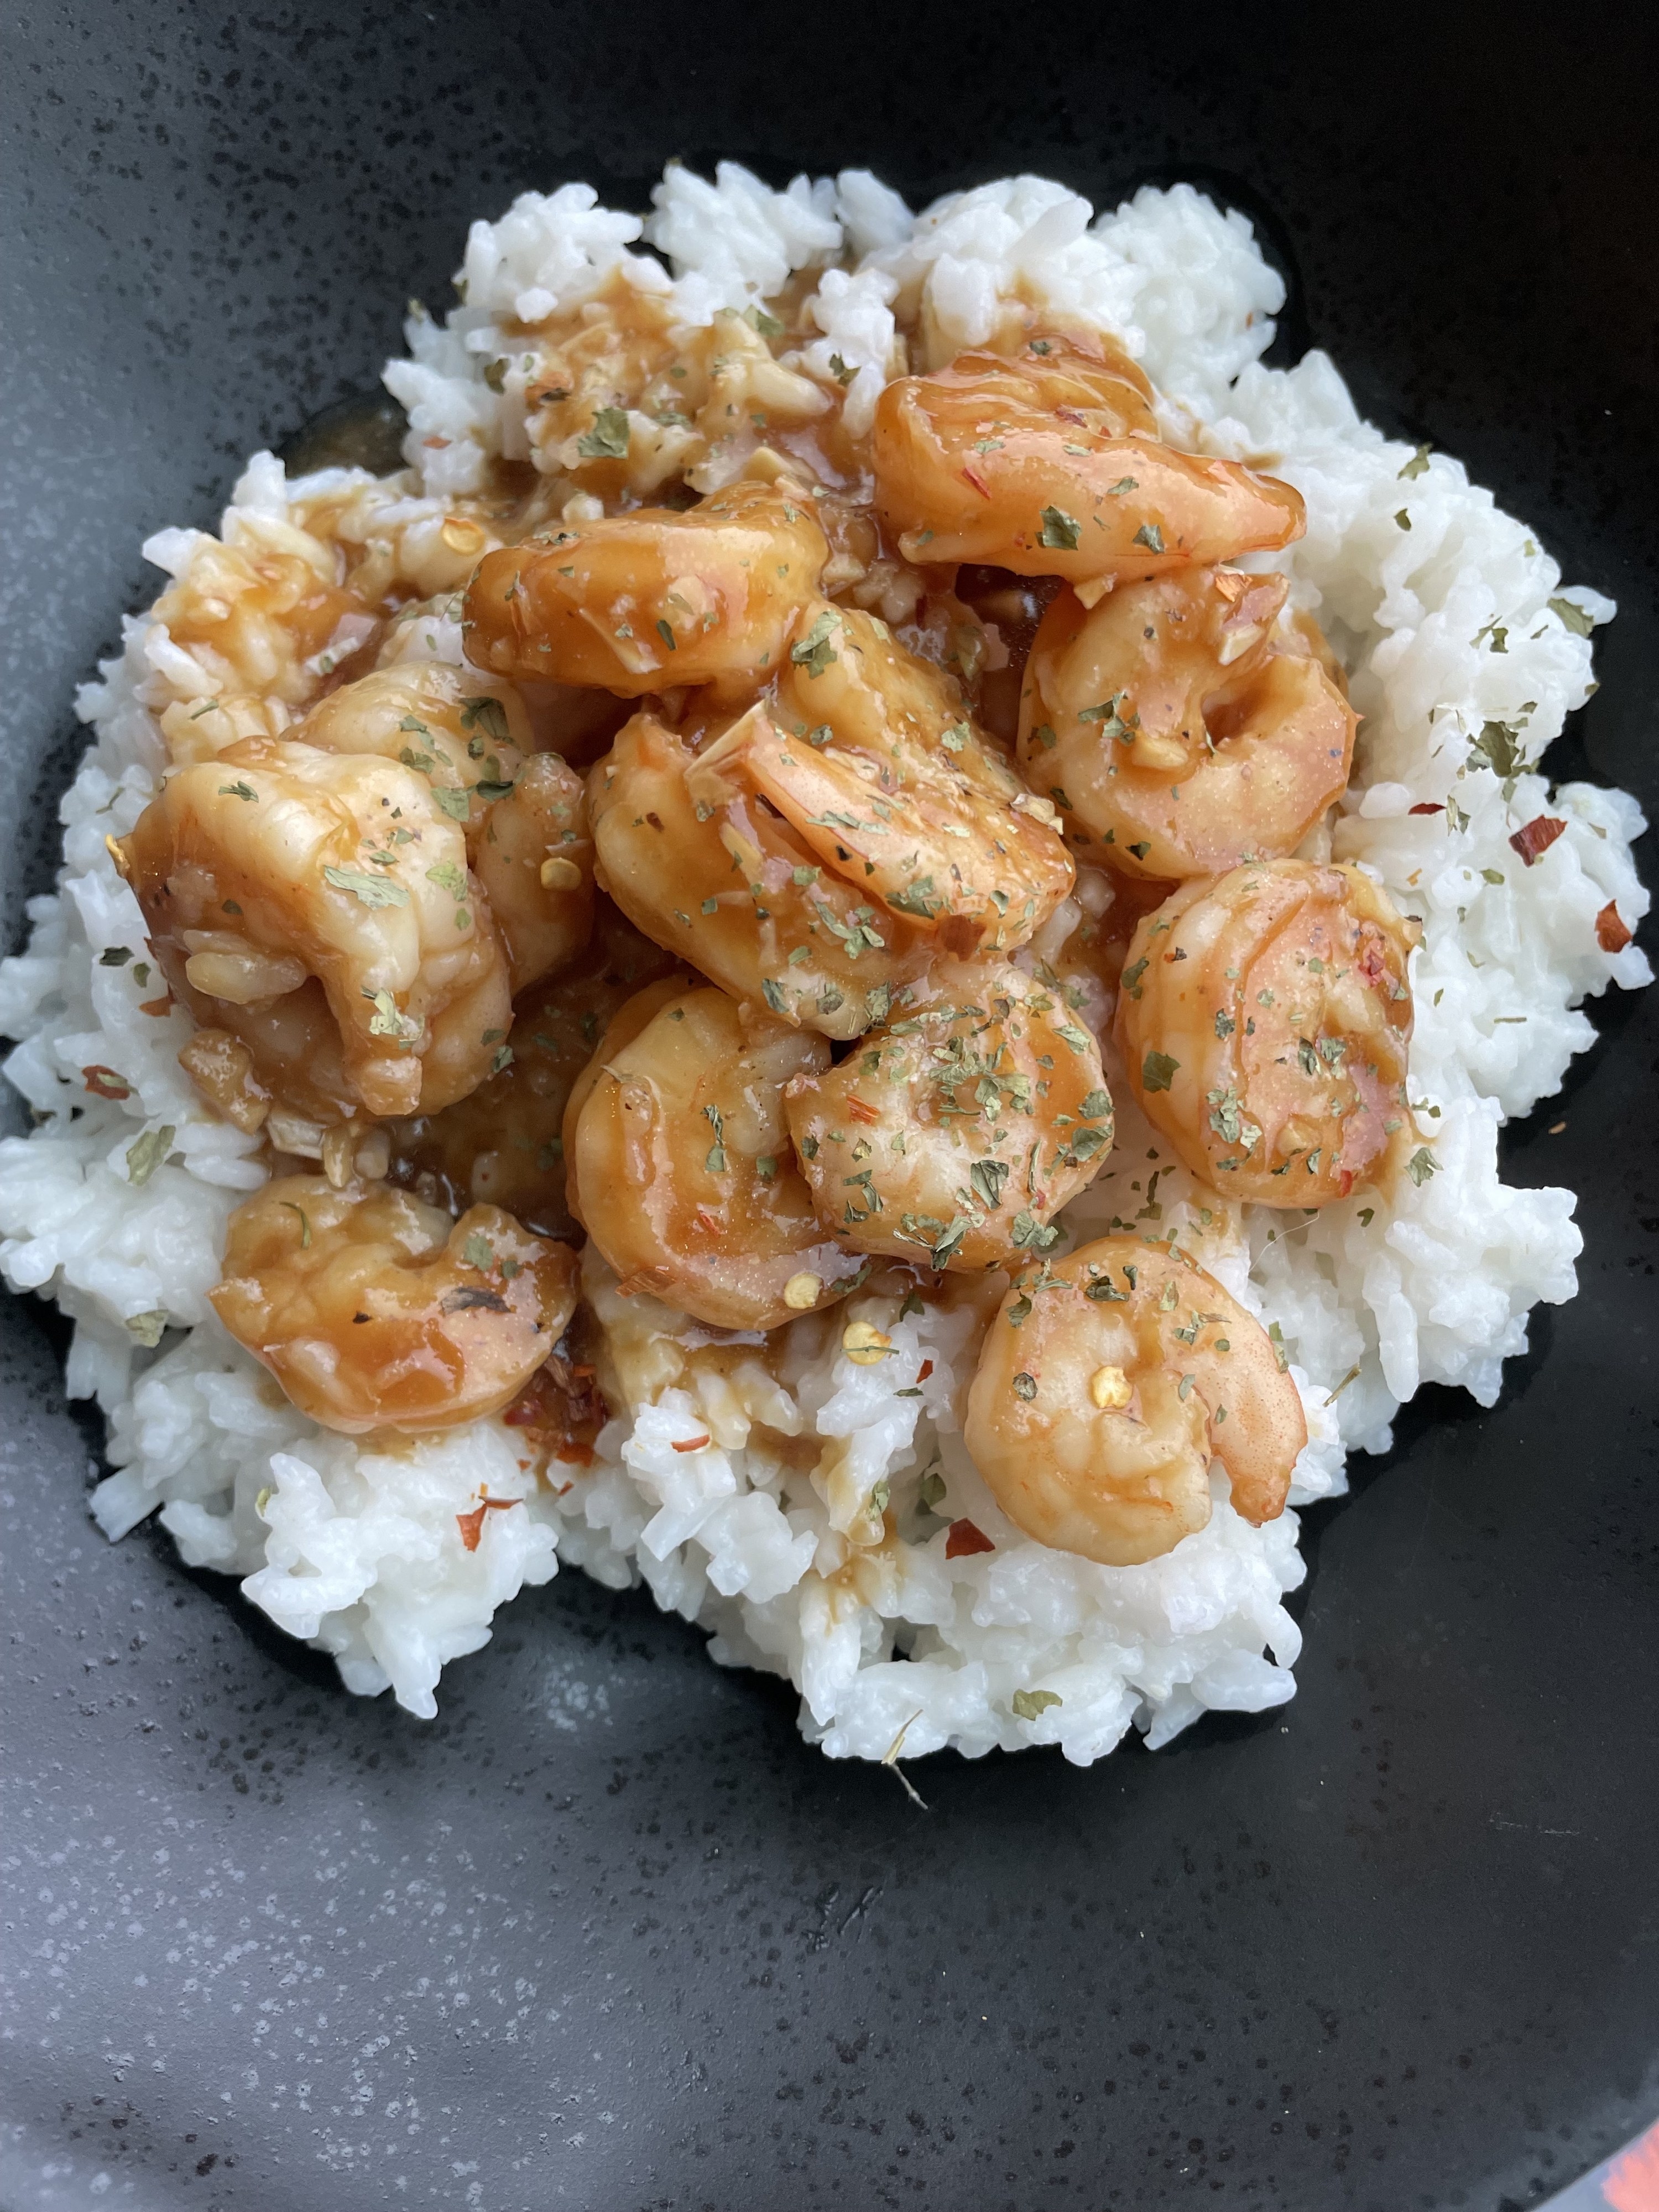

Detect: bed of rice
[0, 164, 1648, 1765]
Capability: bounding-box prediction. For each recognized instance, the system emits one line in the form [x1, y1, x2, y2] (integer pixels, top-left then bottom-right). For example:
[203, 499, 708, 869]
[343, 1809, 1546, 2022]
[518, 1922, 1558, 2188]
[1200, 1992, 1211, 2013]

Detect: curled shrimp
[386, 899, 679, 1240]
[587, 710, 935, 1039]
[463, 479, 828, 694]
[557, 974, 695, 1212]
[872, 336, 1305, 580]
[1019, 571, 1356, 879]
[296, 660, 534, 778]
[471, 753, 594, 989]
[126, 735, 510, 1121]
[295, 665, 594, 989]
[782, 956, 1113, 1270]
[1115, 860, 1416, 1207]
[210, 1175, 579, 1434]
[567, 982, 865, 1331]
[688, 601, 1074, 952]
[963, 1233, 1305, 1565]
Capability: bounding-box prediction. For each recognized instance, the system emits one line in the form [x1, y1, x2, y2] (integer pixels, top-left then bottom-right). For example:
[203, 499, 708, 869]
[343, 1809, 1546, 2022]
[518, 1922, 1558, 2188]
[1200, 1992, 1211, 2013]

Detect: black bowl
[4, 5, 1657, 2206]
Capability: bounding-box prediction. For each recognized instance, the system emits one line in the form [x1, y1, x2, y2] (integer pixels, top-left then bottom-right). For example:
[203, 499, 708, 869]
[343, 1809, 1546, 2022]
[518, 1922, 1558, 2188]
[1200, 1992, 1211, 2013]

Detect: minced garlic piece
[1089, 1363, 1132, 1410]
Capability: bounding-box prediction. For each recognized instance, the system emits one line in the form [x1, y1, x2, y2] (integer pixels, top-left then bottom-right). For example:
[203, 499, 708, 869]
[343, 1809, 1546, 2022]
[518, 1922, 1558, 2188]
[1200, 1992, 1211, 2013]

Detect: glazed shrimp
[211, 1175, 579, 1434]
[567, 983, 865, 1331]
[296, 661, 534, 781]
[587, 711, 935, 1039]
[470, 754, 594, 989]
[1115, 860, 1416, 1207]
[689, 601, 1074, 952]
[126, 735, 511, 1120]
[873, 336, 1305, 580]
[782, 957, 1113, 1270]
[463, 479, 828, 694]
[963, 1233, 1305, 1564]
[1018, 571, 1356, 879]
[558, 974, 696, 1224]
[386, 899, 679, 1240]
[296, 665, 594, 988]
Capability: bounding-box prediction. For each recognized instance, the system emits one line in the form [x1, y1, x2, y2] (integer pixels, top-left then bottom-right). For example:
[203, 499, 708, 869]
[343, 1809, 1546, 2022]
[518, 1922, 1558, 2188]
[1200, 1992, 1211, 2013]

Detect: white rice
[1, 164, 1647, 1761]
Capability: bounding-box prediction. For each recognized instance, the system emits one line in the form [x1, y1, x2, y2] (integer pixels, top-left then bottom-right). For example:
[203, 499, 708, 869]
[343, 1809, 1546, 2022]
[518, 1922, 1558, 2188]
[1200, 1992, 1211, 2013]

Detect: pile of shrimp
[121, 295, 1421, 1572]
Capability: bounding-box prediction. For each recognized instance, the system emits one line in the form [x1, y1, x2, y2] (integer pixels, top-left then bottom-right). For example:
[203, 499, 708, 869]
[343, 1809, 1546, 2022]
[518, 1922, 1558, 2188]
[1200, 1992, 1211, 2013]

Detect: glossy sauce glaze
[121, 281, 1411, 1563]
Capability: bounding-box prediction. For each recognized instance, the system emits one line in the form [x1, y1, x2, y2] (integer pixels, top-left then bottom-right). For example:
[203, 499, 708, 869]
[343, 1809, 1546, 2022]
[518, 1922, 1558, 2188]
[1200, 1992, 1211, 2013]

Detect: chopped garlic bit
[842, 1319, 894, 1364]
[1089, 1363, 1131, 1410]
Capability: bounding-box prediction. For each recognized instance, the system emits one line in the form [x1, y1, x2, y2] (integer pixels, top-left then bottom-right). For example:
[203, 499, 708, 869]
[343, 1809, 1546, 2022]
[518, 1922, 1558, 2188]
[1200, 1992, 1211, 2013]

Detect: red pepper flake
[847, 1096, 880, 1125]
[1053, 405, 1086, 426]
[1595, 900, 1633, 953]
[945, 1517, 995, 1559]
[138, 993, 175, 1017]
[455, 1495, 517, 1551]
[82, 1064, 132, 1099]
[1509, 814, 1567, 867]
[422, 434, 451, 448]
[671, 1433, 712, 1454]
[961, 463, 990, 498]
[1408, 801, 1444, 816]
[693, 1207, 721, 1235]
[917, 1359, 934, 1383]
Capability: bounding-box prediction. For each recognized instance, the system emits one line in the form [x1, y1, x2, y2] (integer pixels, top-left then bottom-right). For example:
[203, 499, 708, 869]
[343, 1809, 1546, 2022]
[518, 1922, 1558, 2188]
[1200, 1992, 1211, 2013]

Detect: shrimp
[963, 1233, 1305, 1565]
[566, 983, 865, 1331]
[587, 710, 935, 1039]
[124, 735, 510, 1121]
[471, 754, 594, 990]
[463, 479, 828, 695]
[782, 956, 1113, 1270]
[873, 336, 1306, 580]
[688, 601, 1075, 952]
[558, 975, 693, 1214]
[210, 1175, 579, 1435]
[1018, 571, 1356, 879]
[295, 661, 533, 794]
[1114, 860, 1416, 1207]
[386, 899, 679, 1240]
[294, 664, 594, 989]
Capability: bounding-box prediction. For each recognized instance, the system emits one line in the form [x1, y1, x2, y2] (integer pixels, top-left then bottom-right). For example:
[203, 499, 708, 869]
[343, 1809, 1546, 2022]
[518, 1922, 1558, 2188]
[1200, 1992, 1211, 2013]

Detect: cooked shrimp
[463, 479, 828, 694]
[782, 956, 1113, 1270]
[211, 1175, 579, 1434]
[558, 974, 693, 1214]
[587, 709, 935, 1039]
[471, 753, 594, 989]
[964, 1233, 1305, 1564]
[567, 983, 865, 1331]
[297, 665, 594, 987]
[295, 662, 534, 797]
[124, 735, 510, 1120]
[386, 899, 679, 1239]
[1019, 571, 1355, 879]
[873, 337, 1305, 580]
[1115, 860, 1416, 1206]
[688, 601, 1074, 952]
